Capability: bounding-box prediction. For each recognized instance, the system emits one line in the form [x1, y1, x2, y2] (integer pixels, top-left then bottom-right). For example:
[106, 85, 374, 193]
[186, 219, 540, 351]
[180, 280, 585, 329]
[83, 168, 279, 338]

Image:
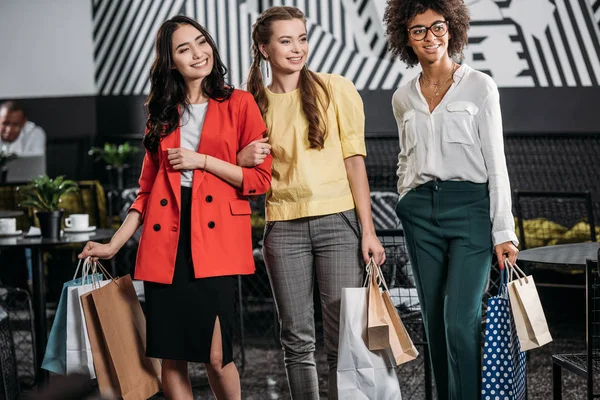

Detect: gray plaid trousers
[263, 210, 364, 400]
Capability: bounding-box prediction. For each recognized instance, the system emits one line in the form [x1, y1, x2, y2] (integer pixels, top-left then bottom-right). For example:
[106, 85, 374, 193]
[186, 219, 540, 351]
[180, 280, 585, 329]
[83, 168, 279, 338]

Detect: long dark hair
[143, 15, 233, 153]
[247, 6, 330, 150]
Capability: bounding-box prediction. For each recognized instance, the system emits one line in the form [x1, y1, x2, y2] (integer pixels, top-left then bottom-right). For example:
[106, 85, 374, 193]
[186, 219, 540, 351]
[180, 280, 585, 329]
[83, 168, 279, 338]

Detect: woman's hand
[236, 137, 271, 167]
[78, 241, 118, 262]
[495, 241, 519, 266]
[362, 232, 386, 265]
[167, 147, 205, 170]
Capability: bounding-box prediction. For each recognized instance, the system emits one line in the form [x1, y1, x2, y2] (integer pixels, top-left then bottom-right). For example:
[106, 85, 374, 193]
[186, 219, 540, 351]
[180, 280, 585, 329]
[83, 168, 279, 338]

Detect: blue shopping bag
[42, 264, 102, 375]
[481, 267, 527, 400]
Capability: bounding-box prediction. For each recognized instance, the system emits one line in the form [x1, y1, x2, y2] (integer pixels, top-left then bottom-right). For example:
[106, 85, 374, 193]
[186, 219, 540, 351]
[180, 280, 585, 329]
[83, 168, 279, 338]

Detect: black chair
[0, 306, 19, 400]
[552, 248, 600, 399]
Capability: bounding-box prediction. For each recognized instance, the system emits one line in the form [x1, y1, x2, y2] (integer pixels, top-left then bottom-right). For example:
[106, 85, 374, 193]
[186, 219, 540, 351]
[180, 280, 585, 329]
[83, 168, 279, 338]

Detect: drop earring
[265, 57, 270, 78]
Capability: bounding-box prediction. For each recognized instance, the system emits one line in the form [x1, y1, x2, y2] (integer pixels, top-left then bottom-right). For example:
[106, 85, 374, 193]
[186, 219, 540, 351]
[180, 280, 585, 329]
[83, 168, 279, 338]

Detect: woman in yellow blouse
[237, 5, 385, 399]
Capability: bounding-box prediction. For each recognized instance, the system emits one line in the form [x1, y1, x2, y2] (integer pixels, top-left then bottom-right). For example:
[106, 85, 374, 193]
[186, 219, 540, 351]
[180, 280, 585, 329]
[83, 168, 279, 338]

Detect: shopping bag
[482, 266, 527, 400]
[42, 258, 103, 374]
[81, 263, 160, 400]
[381, 289, 419, 365]
[337, 287, 402, 400]
[367, 259, 390, 350]
[369, 260, 419, 365]
[66, 259, 110, 377]
[506, 260, 553, 351]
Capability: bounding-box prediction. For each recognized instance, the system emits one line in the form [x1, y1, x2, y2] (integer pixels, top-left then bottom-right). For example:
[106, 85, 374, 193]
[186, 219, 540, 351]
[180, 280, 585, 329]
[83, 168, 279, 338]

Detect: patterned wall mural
[91, 0, 600, 96]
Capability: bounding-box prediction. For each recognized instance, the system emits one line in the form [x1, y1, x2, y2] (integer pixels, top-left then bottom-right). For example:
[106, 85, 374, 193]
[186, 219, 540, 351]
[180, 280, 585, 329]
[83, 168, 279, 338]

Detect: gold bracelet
[204, 154, 208, 170]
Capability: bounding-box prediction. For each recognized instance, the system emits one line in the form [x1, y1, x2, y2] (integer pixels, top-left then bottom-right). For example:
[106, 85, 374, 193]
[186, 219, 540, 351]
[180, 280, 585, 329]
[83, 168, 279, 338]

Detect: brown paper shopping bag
[381, 289, 419, 365]
[506, 260, 553, 351]
[81, 271, 161, 400]
[367, 259, 419, 365]
[367, 259, 390, 350]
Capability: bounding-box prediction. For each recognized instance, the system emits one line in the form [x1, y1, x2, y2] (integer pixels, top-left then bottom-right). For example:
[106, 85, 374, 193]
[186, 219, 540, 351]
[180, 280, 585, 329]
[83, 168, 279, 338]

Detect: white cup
[0, 218, 17, 234]
[65, 214, 89, 230]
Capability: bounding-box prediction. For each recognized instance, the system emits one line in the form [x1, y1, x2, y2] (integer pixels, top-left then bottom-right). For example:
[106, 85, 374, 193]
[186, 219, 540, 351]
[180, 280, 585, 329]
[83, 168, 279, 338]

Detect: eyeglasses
[407, 21, 449, 41]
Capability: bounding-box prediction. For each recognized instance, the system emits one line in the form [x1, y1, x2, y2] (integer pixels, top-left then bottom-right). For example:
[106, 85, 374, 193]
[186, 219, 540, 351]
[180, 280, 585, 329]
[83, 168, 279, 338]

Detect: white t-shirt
[0, 121, 46, 157]
[180, 103, 208, 187]
[392, 63, 517, 247]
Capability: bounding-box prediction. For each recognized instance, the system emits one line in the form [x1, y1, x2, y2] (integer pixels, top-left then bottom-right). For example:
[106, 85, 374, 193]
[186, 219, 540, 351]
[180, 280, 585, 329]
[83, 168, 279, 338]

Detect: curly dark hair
[143, 15, 233, 153]
[383, 0, 470, 67]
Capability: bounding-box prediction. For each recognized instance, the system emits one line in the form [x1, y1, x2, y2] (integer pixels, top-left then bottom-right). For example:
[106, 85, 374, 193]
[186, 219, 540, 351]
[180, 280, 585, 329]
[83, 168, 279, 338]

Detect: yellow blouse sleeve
[330, 74, 367, 158]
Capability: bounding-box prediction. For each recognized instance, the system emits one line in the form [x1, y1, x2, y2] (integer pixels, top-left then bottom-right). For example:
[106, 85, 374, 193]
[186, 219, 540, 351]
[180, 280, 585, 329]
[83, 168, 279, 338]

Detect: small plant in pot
[89, 142, 140, 190]
[0, 151, 17, 184]
[19, 175, 78, 239]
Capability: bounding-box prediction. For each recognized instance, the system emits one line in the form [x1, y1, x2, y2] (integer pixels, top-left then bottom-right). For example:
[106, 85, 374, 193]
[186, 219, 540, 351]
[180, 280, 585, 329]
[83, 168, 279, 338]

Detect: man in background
[0, 100, 46, 160]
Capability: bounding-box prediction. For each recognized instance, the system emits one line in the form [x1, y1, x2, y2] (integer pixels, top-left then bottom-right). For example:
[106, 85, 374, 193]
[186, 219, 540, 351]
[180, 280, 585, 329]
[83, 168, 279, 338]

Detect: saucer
[0, 230, 23, 237]
[64, 226, 96, 234]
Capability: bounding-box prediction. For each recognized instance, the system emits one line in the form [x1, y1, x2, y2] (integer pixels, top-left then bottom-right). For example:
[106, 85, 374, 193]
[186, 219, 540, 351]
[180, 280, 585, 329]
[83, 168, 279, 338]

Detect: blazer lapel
[160, 125, 181, 211]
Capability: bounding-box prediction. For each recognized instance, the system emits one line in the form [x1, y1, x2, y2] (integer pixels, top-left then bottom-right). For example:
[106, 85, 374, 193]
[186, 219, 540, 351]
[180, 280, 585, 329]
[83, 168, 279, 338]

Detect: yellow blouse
[264, 73, 366, 221]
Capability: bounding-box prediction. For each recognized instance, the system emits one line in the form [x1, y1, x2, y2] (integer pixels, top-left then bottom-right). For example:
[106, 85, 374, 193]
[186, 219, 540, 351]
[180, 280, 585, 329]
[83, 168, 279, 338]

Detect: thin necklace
[420, 63, 456, 100]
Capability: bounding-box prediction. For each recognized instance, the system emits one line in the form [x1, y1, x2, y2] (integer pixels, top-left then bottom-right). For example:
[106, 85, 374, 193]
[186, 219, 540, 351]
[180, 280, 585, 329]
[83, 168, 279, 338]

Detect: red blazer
[130, 90, 272, 284]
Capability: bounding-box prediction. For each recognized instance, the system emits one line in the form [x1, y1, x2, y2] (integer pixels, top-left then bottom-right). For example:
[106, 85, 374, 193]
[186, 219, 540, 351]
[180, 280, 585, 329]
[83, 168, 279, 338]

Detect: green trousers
[396, 180, 492, 400]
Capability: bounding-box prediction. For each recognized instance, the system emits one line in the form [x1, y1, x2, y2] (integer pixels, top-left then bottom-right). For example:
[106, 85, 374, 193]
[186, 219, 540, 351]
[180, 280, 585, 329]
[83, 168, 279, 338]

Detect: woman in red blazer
[79, 16, 271, 400]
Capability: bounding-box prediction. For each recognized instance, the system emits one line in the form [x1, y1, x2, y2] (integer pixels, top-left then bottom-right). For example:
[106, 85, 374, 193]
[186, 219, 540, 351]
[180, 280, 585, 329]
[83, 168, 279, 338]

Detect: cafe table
[518, 242, 599, 267]
[0, 228, 115, 384]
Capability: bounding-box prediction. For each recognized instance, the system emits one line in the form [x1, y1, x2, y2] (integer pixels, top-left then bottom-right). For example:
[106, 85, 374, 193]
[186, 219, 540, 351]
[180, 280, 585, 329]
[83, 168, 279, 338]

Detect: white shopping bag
[337, 287, 402, 400]
[65, 259, 110, 377]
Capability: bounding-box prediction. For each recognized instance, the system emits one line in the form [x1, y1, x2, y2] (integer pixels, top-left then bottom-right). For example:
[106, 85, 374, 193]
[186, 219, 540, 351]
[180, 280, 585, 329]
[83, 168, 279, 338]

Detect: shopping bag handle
[497, 266, 509, 297]
[93, 259, 116, 283]
[364, 257, 392, 292]
[73, 257, 94, 281]
[504, 259, 530, 285]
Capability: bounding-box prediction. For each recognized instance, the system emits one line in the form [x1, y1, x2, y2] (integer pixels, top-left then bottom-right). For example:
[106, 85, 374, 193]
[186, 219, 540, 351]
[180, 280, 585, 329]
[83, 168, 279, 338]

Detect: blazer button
[208, 221, 215, 229]
[153, 224, 161, 231]
[206, 195, 213, 203]
[160, 199, 168, 206]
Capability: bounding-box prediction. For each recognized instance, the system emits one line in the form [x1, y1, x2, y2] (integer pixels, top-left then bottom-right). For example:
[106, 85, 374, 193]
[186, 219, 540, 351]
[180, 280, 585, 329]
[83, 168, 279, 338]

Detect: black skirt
[144, 186, 236, 365]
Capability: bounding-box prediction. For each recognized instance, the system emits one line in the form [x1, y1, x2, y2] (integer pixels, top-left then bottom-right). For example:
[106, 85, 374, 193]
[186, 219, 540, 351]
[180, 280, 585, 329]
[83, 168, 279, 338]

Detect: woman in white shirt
[384, 1, 519, 398]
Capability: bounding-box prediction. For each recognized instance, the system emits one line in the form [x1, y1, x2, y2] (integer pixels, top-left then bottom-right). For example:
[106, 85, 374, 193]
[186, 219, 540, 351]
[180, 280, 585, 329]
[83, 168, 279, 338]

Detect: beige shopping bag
[381, 289, 419, 365]
[367, 259, 419, 365]
[506, 260, 553, 351]
[367, 259, 390, 350]
[81, 262, 161, 400]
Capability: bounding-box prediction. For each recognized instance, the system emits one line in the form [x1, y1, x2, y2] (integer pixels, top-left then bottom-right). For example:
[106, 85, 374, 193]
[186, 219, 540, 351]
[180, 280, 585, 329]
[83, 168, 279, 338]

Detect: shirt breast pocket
[443, 101, 479, 145]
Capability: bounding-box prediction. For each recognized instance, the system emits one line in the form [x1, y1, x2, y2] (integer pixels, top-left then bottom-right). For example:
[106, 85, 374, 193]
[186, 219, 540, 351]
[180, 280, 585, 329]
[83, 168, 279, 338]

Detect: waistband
[415, 180, 488, 192]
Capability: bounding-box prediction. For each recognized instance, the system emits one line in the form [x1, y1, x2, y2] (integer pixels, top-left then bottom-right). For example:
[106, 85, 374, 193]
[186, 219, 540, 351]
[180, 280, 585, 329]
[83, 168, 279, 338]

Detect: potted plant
[89, 142, 140, 190]
[19, 175, 78, 239]
[0, 151, 16, 183]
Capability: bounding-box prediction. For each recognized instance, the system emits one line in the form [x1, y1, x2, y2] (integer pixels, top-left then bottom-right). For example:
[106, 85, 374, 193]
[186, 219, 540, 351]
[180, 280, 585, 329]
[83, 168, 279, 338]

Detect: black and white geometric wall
[92, 0, 600, 96]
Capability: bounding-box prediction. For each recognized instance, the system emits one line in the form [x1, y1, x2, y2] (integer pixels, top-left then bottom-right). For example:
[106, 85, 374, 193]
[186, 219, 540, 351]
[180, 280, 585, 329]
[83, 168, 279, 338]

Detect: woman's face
[260, 18, 308, 75]
[407, 9, 451, 65]
[171, 24, 214, 82]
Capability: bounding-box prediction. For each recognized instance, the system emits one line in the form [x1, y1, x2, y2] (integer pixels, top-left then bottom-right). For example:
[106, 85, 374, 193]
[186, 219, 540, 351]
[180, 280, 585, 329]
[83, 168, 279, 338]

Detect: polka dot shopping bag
[481, 266, 527, 400]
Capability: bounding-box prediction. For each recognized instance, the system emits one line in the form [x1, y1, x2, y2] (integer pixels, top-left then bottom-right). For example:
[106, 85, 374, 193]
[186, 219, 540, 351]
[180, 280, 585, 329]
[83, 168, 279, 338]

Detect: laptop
[4, 155, 46, 182]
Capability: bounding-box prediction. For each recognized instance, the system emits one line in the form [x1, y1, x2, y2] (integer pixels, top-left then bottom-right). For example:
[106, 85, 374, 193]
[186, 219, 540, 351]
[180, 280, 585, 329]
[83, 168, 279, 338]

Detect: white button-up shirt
[0, 121, 46, 157]
[392, 63, 518, 247]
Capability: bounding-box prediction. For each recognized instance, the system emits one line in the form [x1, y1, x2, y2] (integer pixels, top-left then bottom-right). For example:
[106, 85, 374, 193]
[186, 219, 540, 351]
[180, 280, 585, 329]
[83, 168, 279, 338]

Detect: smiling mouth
[287, 56, 303, 62]
[191, 59, 208, 68]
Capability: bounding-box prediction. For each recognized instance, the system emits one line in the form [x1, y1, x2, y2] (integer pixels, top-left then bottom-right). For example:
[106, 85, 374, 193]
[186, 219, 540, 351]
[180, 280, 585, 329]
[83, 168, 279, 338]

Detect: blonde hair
[247, 6, 330, 149]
